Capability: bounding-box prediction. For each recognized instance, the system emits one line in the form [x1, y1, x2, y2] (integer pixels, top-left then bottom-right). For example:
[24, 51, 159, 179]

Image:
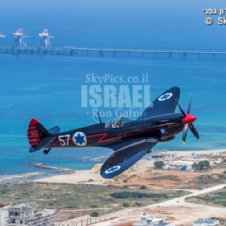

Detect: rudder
[27, 118, 51, 148]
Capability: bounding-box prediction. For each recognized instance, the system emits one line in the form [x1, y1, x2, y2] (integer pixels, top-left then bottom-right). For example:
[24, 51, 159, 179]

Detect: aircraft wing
[100, 138, 158, 178]
[138, 86, 180, 119]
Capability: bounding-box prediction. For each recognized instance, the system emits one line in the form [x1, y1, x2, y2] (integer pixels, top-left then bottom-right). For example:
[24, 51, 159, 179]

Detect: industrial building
[193, 218, 219, 226]
[134, 214, 175, 226]
[0, 205, 11, 226]
[0, 203, 54, 226]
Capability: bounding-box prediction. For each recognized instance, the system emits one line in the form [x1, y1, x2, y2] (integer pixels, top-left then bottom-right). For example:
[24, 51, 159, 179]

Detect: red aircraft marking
[51, 125, 171, 145]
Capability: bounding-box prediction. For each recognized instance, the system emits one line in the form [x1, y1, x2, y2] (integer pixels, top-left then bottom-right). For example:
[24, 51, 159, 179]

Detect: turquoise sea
[0, 0, 226, 175]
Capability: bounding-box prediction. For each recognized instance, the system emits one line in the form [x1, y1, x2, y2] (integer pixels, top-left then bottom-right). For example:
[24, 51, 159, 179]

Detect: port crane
[0, 32, 6, 38]
[39, 29, 54, 48]
[13, 29, 29, 47]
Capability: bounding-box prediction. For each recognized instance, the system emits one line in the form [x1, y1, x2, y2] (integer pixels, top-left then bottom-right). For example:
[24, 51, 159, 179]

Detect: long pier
[0, 46, 226, 58]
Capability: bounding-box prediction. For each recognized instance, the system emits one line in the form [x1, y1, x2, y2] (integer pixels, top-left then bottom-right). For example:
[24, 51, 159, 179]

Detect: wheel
[43, 150, 49, 155]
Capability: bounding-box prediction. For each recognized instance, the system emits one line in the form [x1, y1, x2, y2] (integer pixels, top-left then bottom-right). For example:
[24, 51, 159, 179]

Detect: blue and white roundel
[158, 93, 173, 101]
[73, 132, 87, 146]
[105, 165, 121, 174]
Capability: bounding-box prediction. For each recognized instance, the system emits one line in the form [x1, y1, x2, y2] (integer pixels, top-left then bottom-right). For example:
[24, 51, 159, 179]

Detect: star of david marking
[105, 165, 121, 174]
[73, 132, 87, 146]
[158, 93, 173, 101]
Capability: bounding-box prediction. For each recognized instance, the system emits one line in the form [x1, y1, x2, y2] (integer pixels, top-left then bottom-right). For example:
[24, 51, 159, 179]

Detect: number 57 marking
[58, 135, 70, 146]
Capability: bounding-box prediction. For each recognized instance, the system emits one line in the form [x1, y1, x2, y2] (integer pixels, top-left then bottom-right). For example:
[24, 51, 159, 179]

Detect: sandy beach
[0, 149, 224, 185]
[34, 149, 226, 185]
[35, 167, 108, 185]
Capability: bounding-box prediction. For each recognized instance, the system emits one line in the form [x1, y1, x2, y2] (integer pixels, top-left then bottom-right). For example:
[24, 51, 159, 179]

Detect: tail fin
[27, 119, 51, 147]
[28, 119, 56, 152]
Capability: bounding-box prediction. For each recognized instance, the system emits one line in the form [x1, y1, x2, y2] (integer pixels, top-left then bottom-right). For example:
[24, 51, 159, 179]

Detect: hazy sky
[1, 0, 226, 9]
[0, 0, 225, 49]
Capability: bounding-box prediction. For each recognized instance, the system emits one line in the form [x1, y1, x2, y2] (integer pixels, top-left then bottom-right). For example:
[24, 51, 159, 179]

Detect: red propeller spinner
[182, 114, 197, 124]
[178, 97, 199, 143]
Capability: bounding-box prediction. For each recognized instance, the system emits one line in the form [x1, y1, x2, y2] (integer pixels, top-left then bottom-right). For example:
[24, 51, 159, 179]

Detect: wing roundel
[100, 148, 147, 179]
[138, 86, 180, 119]
[100, 139, 158, 178]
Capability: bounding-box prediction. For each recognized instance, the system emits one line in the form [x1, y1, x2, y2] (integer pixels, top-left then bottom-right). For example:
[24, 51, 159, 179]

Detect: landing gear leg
[43, 148, 51, 155]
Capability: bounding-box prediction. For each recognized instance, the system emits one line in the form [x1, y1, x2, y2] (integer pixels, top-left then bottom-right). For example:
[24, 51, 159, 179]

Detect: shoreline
[157, 149, 226, 155]
[0, 172, 49, 184]
[0, 149, 225, 185]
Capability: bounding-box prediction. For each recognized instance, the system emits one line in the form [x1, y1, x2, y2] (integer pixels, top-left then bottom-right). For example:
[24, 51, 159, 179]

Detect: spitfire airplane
[27, 87, 199, 178]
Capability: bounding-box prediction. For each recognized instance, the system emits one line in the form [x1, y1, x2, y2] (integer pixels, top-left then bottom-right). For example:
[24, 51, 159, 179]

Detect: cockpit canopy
[105, 117, 132, 129]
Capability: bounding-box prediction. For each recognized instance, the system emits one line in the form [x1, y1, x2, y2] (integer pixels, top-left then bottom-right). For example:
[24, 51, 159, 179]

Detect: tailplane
[27, 119, 58, 152]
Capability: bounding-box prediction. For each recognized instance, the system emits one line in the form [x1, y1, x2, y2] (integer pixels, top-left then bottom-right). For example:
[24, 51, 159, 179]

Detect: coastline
[158, 149, 226, 155]
[35, 148, 226, 185]
[0, 172, 48, 184]
[0, 149, 225, 185]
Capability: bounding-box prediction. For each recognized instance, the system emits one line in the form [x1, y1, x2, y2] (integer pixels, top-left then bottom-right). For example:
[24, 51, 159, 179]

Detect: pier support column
[141, 52, 144, 57]
[99, 51, 103, 57]
[169, 52, 172, 58]
[127, 51, 130, 57]
[198, 53, 200, 59]
[86, 50, 89, 56]
[155, 52, 158, 58]
[183, 53, 187, 59]
[113, 51, 117, 57]
[213, 53, 215, 59]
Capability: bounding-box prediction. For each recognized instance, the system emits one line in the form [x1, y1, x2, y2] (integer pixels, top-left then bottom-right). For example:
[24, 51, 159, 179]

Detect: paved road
[94, 184, 226, 226]
[56, 184, 226, 226]
[147, 183, 226, 208]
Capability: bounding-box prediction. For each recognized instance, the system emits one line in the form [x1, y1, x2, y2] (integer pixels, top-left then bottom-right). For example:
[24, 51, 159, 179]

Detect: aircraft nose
[182, 114, 197, 124]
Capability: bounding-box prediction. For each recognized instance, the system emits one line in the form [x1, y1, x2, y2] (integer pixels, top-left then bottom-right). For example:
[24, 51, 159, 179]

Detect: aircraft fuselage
[48, 113, 184, 149]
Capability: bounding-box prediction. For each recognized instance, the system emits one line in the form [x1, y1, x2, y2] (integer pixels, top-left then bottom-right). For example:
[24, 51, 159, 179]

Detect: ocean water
[0, 0, 226, 175]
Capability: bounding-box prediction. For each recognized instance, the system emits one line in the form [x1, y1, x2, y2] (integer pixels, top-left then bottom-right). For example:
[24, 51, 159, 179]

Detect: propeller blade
[187, 95, 192, 114]
[189, 124, 200, 140]
[178, 103, 186, 117]
[182, 124, 189, 144]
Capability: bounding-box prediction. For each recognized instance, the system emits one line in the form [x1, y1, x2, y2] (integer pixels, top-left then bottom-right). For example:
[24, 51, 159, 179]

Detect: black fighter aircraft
[27, 87, 199, 178]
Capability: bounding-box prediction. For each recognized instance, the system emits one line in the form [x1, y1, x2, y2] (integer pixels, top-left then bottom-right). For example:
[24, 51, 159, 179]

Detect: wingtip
[182, 141, 185, 144]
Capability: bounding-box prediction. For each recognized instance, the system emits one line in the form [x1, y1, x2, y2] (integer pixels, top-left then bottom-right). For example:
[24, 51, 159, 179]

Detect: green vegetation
[122, 203, 129, 207]
[134, 202, 142, 206]
[140, 186, 147, 190]
[180, 172, 226, 190]
[154, 161, 164, 169]
[110, 191, 168, 199]
[0, 182, 189, 211]
[192, 160, 210, 171]
[90, 212, 98, 217]
[186, 187, 226, 207]
[88, 179, 95, 182]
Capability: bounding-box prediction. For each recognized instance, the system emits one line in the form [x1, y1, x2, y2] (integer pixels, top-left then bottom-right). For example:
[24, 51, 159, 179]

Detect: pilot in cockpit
[111, 119, 121, 128]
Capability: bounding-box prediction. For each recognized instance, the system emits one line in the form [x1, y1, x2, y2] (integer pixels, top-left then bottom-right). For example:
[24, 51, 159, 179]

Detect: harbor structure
[1, 45, 226, 58]
[0, 29, 225, 58]
[39, 29, 54, 48]
[13, 29, 29, 47]
[0, 32, 6, 38]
